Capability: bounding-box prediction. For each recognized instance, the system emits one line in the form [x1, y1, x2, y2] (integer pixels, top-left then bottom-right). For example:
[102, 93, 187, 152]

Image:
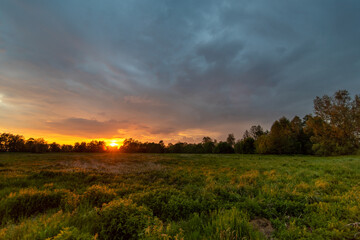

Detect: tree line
[0, 136, 107, 153]
[1, 90, 359, 155]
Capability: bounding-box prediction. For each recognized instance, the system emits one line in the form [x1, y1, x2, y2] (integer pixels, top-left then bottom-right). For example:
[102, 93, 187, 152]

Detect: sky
[0, 0, 360, 145]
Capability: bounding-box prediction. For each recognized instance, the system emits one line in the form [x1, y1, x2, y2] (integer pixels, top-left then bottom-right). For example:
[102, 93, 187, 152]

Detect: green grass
[0, 153, 359, 239]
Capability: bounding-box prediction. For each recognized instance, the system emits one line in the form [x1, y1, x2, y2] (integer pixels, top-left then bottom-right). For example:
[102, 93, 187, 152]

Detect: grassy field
[0, 153, 359, 239]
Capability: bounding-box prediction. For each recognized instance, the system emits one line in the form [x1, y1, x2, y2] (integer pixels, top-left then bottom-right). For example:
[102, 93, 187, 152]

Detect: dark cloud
[0, 0, 359, 142]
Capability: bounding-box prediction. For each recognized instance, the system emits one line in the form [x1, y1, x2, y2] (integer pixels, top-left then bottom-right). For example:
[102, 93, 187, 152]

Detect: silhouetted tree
[120, 138, 142, 153]
[242, 130, 251, 139]
[213, 141, 234, 154]
[0, 133, 25, 152]
[61, 144, 74, 152]
[226, 133, 235, 147]
[167, 142, 187, 153]
[49, 142, 61, 152]
[202, 136, 215, 153]
[74, 142, 87, 152]
[25, 138, 48, 153]
[249, 125, 265, 140]
[235, 137, 255, 154]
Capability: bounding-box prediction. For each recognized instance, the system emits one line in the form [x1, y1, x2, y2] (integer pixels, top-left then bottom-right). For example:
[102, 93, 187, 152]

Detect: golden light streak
[104, 139, 124, 148]
[109, 142, 119, 147]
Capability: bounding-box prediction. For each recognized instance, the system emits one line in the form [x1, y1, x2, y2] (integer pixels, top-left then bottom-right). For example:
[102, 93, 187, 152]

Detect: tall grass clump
[201, 208, 265, 240]
[132, 188, 202, 221]
[97, 198, 154, 240]
[0, 188, 63, 224]
[49, 226, 96, 240]
[144, 208, 266, 240]
[0, 210, 90, 240]
[81, 184, 117, 207]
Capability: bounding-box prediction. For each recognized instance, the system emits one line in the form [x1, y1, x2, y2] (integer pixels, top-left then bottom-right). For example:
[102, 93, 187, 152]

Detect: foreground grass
[0, 153, 359, 239]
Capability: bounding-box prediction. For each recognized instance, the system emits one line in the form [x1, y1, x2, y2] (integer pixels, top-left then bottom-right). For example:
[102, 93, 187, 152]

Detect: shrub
[0, 210, 73, 240]
[60, 190, 81, 211]
[0, 188, 63, 223]
[81, 185, 116, 207]
[97, 199, 153, 240]
[132, 189, 202, 221]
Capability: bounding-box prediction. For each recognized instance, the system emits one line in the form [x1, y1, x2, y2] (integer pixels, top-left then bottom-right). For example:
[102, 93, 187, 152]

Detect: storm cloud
[0, 0, 359, 142]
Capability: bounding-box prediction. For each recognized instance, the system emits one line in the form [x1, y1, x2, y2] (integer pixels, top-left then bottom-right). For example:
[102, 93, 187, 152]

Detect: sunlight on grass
[0, 153, 359, 239]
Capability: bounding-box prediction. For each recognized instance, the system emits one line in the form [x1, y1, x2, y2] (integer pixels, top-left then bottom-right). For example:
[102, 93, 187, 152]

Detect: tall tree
[49, 142, 61, 152]
[213, 141, 234, 154]
[234, 137, 255, 154]
[310, 90, 360, 155]
[242, 130, 251, 139]
[249, 125, 265, 140]
[226, 133, 235, 147]
[202, 137, 215, 153]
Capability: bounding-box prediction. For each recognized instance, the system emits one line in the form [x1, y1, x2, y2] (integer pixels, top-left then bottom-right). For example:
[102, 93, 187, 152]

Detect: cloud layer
[1, 0, 359, 142]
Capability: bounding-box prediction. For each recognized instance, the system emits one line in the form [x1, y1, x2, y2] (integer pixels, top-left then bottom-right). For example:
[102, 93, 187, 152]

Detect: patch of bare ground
[56, 158, 165, 174]
[250, 218, 274, 239]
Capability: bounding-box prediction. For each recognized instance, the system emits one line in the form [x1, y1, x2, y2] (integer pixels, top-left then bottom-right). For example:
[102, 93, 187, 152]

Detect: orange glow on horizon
[1, 127, 220, 146]
[104, 139, 124, 148]
[0, 128, 126, 146]
[109, 142, 119, 147]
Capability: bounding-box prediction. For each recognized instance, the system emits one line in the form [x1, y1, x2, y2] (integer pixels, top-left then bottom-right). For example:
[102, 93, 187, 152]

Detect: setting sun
[102, 138, 124, 149]
[109, 142, 119, 147]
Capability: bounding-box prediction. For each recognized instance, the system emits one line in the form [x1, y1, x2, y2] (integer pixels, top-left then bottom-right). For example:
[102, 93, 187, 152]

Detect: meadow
[0, 153, 359, 239]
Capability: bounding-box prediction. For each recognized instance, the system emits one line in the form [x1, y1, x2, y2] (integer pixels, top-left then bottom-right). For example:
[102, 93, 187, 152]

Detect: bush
[97, 199, 154, 240]
[82, 185, 117, 207]
[60, 190, 80, 211]
[0, 188, 63, 223]
[132, 189, 202, 221]
[0, 210, 73, 240]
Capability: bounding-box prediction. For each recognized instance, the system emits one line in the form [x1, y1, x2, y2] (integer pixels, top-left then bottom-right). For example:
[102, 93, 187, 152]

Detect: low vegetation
[0, 153, 360, 239]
